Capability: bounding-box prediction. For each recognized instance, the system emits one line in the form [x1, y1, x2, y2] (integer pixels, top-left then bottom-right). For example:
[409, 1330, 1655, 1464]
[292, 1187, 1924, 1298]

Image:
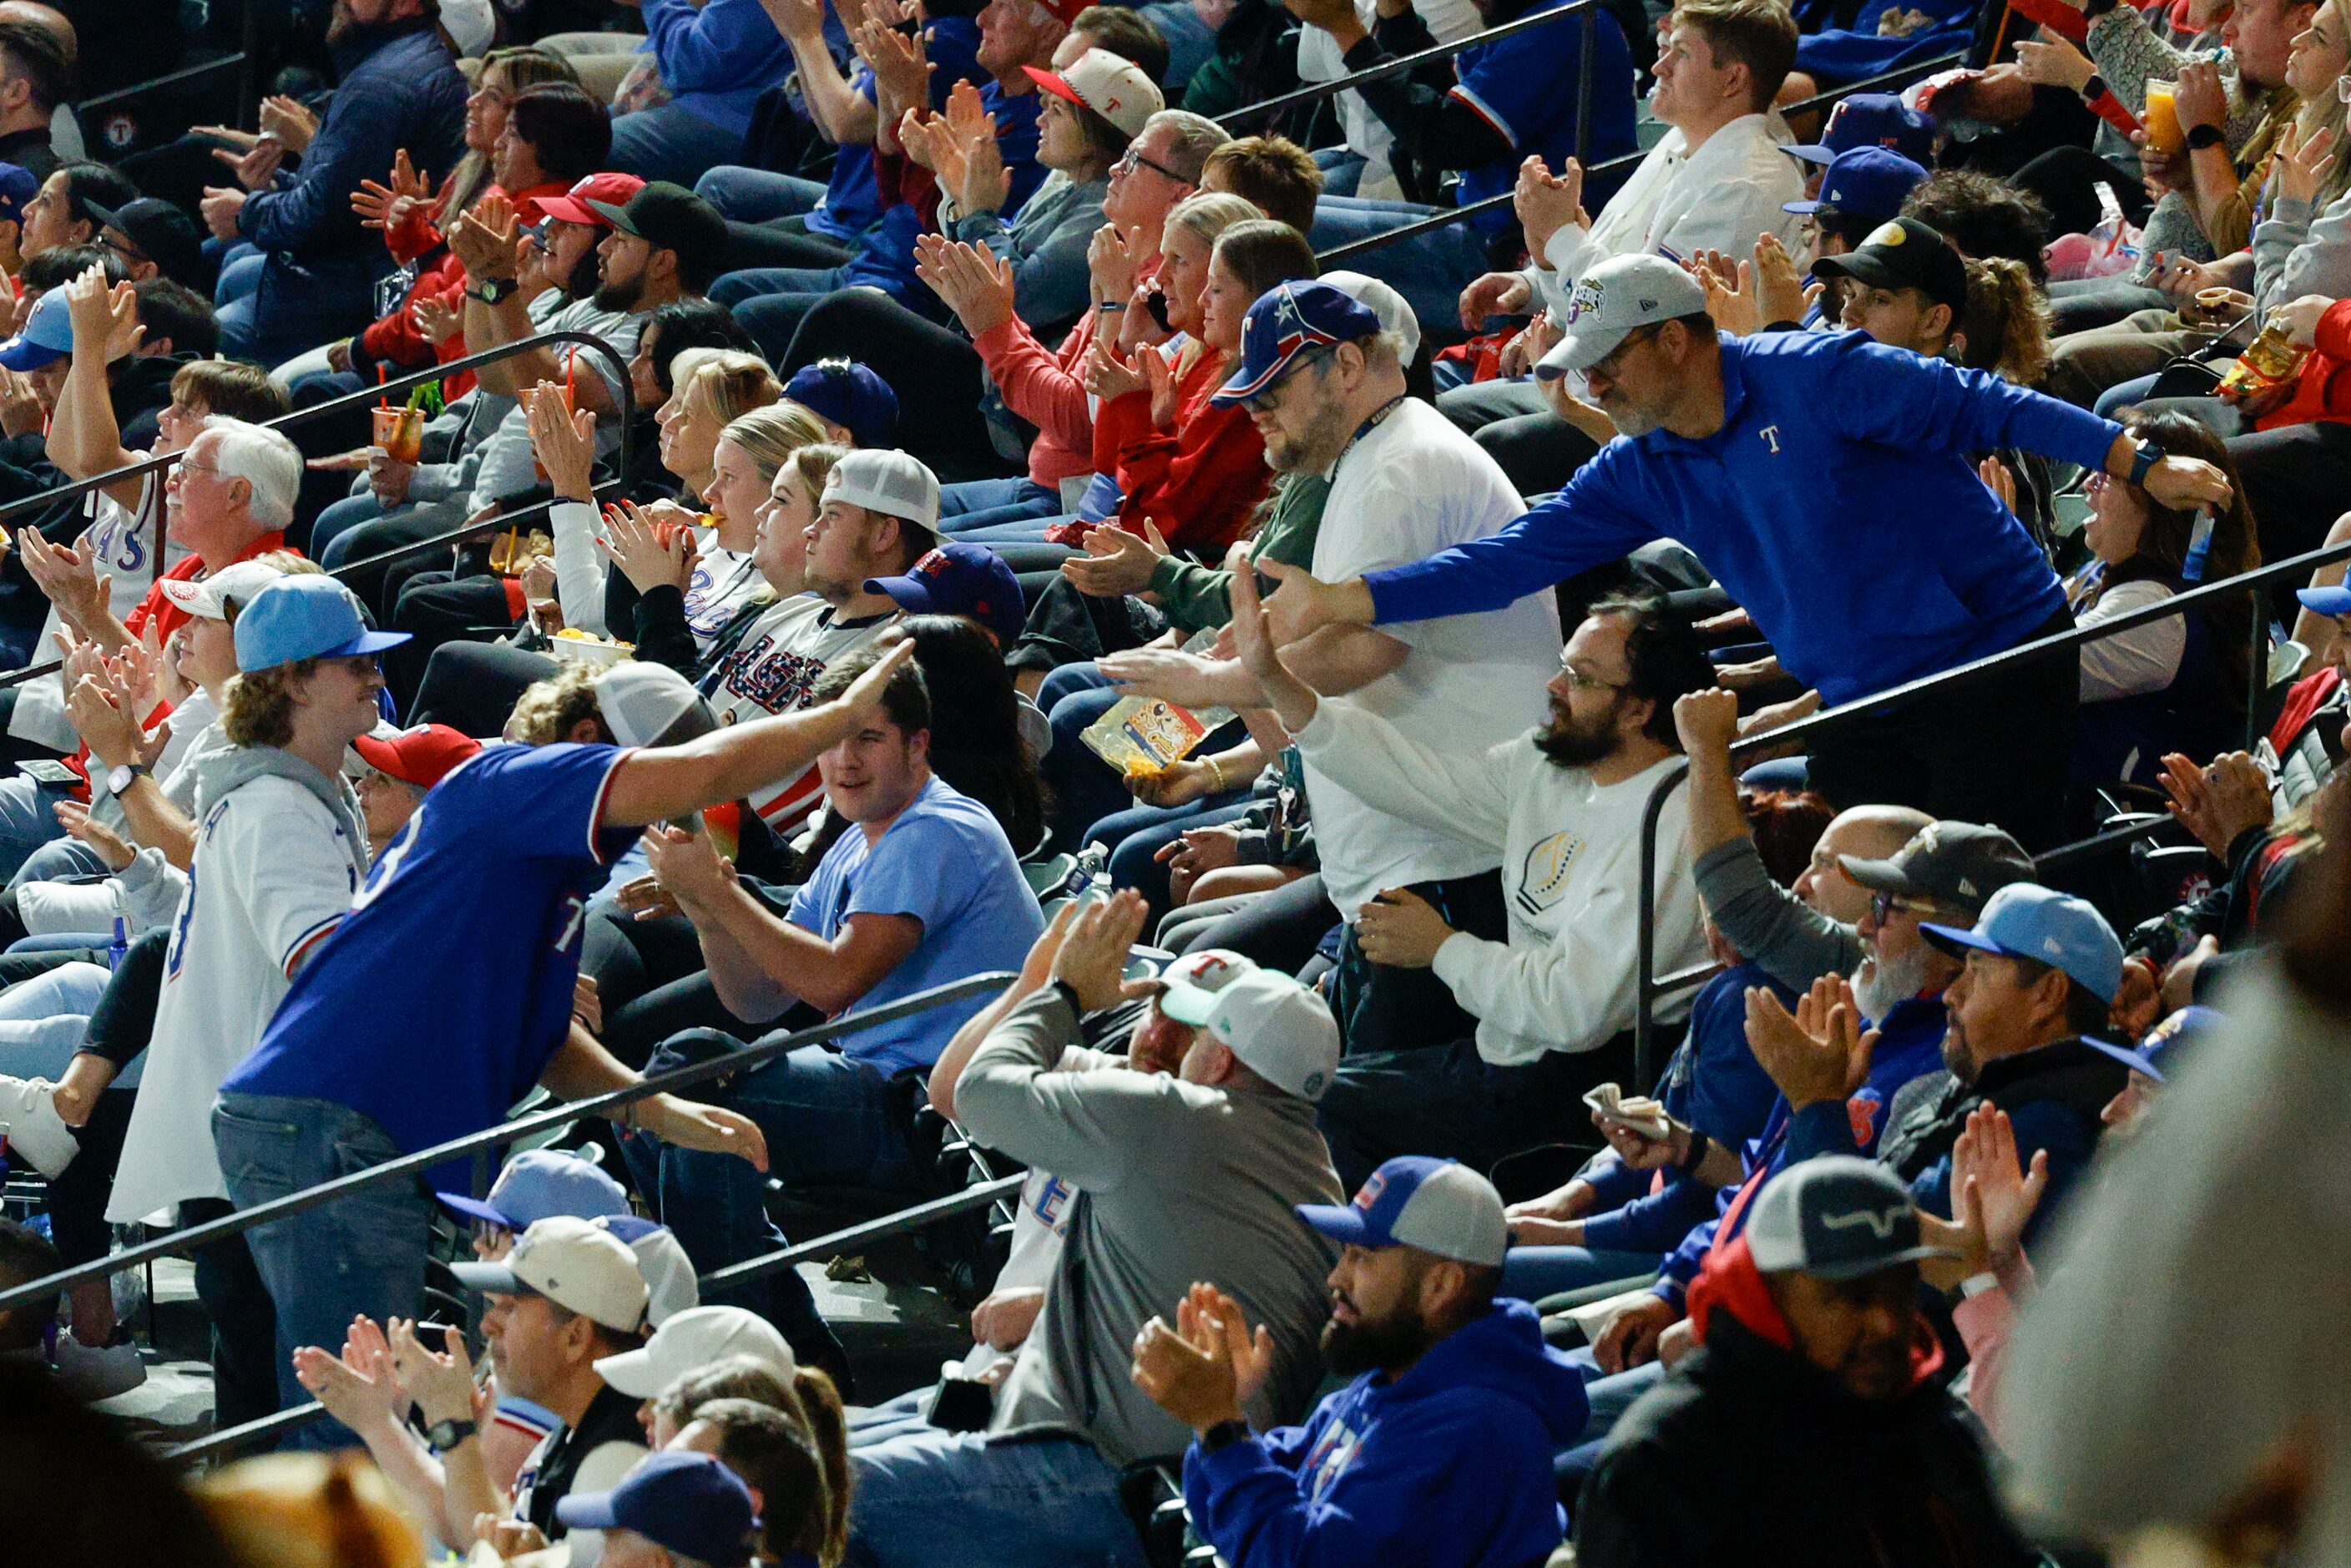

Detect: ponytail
[1955, 256, 2052, 388]
[793, 1367, 853, 1566]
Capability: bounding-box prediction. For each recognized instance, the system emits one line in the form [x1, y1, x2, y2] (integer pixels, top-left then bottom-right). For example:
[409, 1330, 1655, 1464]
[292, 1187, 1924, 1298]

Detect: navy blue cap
[1746, 1156, 1960, 1280]
[555, 1451, 758, 1567]
[2083, 1004, 2222, 1084]
[0, 285, 70, 371]
[1786, 146, 1930, 221]
[785, 358, 899, 449]
[1784, 93, 1935, 166]
[1211, 281, 1384, 407]
[865, 541, 1024, 646]
[0, 162, 36, 226]
[1922, 882, 2125, 1004]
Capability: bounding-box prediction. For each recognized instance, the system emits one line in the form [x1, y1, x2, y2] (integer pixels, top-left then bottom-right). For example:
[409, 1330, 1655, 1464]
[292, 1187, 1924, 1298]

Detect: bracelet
[1097, 300, 1125, 311]
[1204, 756, 1227, 792]
[2186, 123, 2226, 151]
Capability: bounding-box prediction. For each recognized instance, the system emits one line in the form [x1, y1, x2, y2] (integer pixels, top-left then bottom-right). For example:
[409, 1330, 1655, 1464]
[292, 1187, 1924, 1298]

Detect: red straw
[377, 362, 388, 408]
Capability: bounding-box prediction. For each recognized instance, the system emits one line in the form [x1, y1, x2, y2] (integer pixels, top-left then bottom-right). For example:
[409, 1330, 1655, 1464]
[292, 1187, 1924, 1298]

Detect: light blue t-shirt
[788, 776, 1043, 1075]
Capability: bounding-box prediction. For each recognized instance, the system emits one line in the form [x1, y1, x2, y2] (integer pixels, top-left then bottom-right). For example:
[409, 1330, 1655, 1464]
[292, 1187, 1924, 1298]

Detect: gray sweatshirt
[955, 989, 1343, 1467]
[2253, 185, 2351, 320]
[1691, 836, 1862, 994]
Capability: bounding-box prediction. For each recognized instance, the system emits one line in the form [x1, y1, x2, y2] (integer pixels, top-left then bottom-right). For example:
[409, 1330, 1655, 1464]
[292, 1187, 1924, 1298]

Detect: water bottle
[105, 916, 127, 972]
[1067, 844, 1110, 902]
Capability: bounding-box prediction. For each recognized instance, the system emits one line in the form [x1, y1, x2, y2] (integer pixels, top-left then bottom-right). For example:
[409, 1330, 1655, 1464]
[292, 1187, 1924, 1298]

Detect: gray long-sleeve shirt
[2253, 186, 2351, 320]
[1691, 837, 1862, 994]
[955, 989, 1343, 1467]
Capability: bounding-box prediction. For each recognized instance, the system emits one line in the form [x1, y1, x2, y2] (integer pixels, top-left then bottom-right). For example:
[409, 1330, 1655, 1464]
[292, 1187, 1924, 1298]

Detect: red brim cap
[533, 195, 605, 227]
[353, 725, 483, 790]
[1023, 64, 1084, 108]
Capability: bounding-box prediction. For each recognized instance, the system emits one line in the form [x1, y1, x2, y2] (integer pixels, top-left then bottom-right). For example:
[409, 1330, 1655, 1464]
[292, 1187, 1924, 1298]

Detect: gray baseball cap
[1746, 1156, 1959, 1282]
[1838, 821, 2034, 919]
[1535, 254, 1709, 381]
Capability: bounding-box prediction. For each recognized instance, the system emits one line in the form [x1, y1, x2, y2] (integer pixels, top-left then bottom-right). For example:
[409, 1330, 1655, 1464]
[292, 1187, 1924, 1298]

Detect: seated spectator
[0, 159, 34, 281]
[1201, 133, 1322, 235]
[1776, 145, 1928, 321]
[782, 358, 899, 450]
[669, 1396, 847, 1568]
[19, 159, 134, 261]
[1575, 1157, 2039, 1566]
[86, 196, 206, 291]
[557, 1450, 761, 1568]
[2064, 409, 2262, 787]
[0, 18, 65, 180]
[1898, 169, 2055, 288]
[1131, 1157, 1588, 1567]
[603, 0, 796, 189]
[629, 644, 1043, 1372]
[1230, 569, 1716, 1185]
[435, 1146, 633, 1256]
[849, 893, 1343, 1568]
[202, 0, 470, 362]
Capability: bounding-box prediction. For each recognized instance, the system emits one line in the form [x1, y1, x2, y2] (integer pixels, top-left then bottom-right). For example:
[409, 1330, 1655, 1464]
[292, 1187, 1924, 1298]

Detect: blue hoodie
[1185, 1299, 1587, 1568]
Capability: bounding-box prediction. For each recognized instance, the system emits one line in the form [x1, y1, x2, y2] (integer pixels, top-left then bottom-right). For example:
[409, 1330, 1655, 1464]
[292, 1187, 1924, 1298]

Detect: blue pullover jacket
[806, 18, 985, 242]
[1186, 1299, 1586, 1568]
[638, 0, 796, 137]
[1367, 331, 2120, 706]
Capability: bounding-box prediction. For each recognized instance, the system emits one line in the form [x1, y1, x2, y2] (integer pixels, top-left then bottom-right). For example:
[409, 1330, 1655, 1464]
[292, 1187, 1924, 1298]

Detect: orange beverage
[2143, 81, 2184, 155]
[371, 404, 424, 464]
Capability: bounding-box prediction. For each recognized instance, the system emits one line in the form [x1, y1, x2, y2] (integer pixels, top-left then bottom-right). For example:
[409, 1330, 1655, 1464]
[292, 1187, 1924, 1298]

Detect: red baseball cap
[353, 724, 483, 791]
[1038, 0, 1089, 23]
[536, 172, 647, 228]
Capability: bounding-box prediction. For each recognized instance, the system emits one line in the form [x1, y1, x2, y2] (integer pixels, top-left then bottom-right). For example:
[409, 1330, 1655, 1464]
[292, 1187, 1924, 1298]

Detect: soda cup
[371, 404, 424, 464]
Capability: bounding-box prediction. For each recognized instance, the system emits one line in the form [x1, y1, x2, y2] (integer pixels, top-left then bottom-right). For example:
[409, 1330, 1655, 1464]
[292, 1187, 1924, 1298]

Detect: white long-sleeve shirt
[2074, 577, 2184, 701]
[1527, 111, 1805, 317]
[1293, 698, 1708, 1066]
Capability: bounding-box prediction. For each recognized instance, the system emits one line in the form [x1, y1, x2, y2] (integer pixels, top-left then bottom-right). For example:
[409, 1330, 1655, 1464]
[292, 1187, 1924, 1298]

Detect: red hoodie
[1063, 339, 1270, 553]
[1687, 1235, 1946, 1395]
[2255, 297, 2351, 431]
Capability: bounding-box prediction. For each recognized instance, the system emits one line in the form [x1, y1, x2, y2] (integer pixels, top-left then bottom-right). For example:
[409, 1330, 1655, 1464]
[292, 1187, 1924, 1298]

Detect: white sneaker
[0, 1074, 79, 1177]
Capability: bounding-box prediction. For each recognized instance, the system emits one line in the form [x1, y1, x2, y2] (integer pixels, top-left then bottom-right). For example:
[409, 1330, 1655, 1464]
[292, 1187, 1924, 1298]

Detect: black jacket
[1575, 1314, 2039, 1568]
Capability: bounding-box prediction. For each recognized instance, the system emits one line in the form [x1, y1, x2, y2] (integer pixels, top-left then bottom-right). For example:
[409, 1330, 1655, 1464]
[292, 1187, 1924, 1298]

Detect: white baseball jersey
[9, 476, 187, 751]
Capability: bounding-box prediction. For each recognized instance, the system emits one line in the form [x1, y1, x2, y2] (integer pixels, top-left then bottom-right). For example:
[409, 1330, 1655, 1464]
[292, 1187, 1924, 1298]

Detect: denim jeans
[1096, 797, 1251, 913]
[847, 1427, 1146, 1568]
[1500, 1245, 1663, 1304]
[695, 164, 830, 224]
[7, 835, 108, 893]
[609, 102, 748, 188]
[0, 959, 111, 1081]
[215, 1091, 436, 1440]
[1315, 146, 1368, 196]
[1041, 666, 1123, 853]
[1309, 196, 1492, 349]
[0, 775, 72, 881]
[938, 478, 1060, 535]
[848, 1386, 936, 1449]
[215, 243, 382, 365]
[710, 263, 846, 309]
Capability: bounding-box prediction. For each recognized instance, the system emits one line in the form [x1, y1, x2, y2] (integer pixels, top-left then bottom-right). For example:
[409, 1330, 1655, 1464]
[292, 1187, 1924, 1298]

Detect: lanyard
[1328, 394, 1408, 480]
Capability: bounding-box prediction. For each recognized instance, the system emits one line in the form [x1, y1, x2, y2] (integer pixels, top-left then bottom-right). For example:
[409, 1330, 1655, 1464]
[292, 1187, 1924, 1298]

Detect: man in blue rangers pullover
[1131, 1156, 1588, 1568]
[1256, 250, 2236, 849]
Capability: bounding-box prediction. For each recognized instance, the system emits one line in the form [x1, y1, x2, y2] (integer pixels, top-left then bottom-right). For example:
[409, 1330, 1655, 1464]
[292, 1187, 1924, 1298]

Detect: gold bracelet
[1204, 756, 1226, 792]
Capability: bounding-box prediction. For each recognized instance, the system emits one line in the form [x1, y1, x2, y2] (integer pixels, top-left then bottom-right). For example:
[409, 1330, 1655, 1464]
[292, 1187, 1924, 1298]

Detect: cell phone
[17, 760, 78, 788]
[1144, 288, 1172, 332]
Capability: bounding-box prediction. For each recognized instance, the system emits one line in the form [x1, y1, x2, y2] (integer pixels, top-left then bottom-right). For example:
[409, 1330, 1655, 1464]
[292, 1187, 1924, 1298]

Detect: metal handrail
[0, 970, 1015, 1318]
[1217, 0, 1607, 128]
[1628, 537, 2351, 1085]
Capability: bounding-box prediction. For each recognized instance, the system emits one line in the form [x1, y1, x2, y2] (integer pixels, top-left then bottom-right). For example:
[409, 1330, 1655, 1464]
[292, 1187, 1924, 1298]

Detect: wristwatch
[425, 1417, 478, 1452]
[1201, 1419, 1252, 1453]
[2186, 123, 2227, 151]
[2128, 438, 2166, 488]
[2080, 72, 2106, 101]
[106, 762, 149, 797]
[467, 276, 520, 306]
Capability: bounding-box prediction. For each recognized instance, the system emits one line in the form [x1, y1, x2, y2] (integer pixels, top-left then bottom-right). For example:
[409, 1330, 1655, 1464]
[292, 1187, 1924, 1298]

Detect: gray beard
[1853, 939, 1934, 1025]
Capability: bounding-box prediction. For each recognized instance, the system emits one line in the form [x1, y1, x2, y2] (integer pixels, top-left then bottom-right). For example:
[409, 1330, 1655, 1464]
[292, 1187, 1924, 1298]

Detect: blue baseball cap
[0, 285, 71, 371]
[866, 541, 1024, 646]
[434, 1148, 630, 1232]
[232, 575, 410, 672]
[1296, 1156, 1507, 1267]
[1211, 281, 1384, 407]
[1784, 93, 1936, 167]
[0, 162, 37, 226]
[556, 1451, 758, 1568]
[784, 358, 899, 449]
[1746, 1156, 1960, 1281]
[2083, 1004, 2222, 1084]
[1922, 882, 2126, 1004]
[2296, 584, 2351, 617]
[1786, 146, 1930, 221]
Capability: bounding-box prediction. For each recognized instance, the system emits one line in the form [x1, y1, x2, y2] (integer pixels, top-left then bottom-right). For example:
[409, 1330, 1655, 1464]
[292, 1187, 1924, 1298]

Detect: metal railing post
[1575, 8, 1597, 167]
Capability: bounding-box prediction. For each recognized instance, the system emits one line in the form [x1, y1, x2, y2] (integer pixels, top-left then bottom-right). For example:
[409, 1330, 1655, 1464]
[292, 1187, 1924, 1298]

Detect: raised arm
[55, 269, 145, 510]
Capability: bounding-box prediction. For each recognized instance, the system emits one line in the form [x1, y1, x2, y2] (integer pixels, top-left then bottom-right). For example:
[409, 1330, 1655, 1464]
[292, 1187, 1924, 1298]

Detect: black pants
[2010, 143, 2154, 236]
[777, 289, 1014, 485]
[722, 215, 857, 274]
[1318, 1035, 1628, 1191]
[1806, 609, 2080, 851]
[1165, 871, 1337, 974]
[389, 572, 515, 713]
[411, 640, 560, 737]
[1324, 869, 1508, 1057]
[583, 905, 761, 1070]
[180, 1197, 281, 1433]
[2227, 419, 2351, 564]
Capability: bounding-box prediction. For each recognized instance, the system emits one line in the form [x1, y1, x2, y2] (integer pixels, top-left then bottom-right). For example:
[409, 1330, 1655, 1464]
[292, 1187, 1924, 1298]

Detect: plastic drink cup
[372, 404, 424, 463]
[2143, 81, 2184, 155]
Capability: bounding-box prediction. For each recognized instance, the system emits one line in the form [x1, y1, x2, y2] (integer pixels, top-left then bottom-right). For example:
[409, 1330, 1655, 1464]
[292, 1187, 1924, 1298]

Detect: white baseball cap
[593, 1214, 700, 1330]
[1535, 253, 1710, 380]
[439, 0, 497, 58]
[824, 448, 941, 531]
[450, 1215, 650, 1333]
[594, 660, 718, 749]
[593, 1305, 797, 1399]
[1023, 49, 1165, 139]
[0, 1073, 77, 1177]
[156, 559, 289, 622]
[1322, 271, 1420, 365]
[1156, 949, 1339, 1102]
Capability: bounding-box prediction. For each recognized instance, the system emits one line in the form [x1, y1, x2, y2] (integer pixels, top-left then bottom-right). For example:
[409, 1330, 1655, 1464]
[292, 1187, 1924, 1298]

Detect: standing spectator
[0, 18, 64, 179]
[1575, 1157, 2038, 1566]
[849, 893, 1344, 1568]
[1258, 253, 2236, 848]
[201, 0, 470, 362]
[1131, 1157, 1590, 1568]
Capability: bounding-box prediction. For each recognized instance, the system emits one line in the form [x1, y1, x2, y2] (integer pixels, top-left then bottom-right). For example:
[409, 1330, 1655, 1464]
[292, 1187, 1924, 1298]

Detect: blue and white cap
[434, 1147, 630, 1233]
[1210, 281, 1383, 406]
[1921, 882, 2125, 1004]
[1296, 1156, 1508, 1268]
[594, 1213, 700, 1329]
[2082, 1004, 2222, 1085]
[1746, 1156, 1959, 1281]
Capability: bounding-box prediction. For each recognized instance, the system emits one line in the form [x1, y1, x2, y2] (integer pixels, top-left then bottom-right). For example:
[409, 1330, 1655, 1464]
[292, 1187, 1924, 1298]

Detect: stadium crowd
[0, 0, 2349, 1560]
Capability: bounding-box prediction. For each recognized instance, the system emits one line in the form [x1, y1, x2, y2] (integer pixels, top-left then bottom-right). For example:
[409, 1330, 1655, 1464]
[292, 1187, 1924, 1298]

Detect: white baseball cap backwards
[156, 559, 289, 622]
[824, 448, 941, 531]
[1535, 253, 1710, 381]
[450, 1215, 650, 1333]
[593, 1305, 797, 1399]
[1024, 49, 1165, 139]
[440, 0, 496, 57]
[593, 1214, 700, 1330]
[1156, 949, 1339, 1102]
[594, 660, 719, 749]
[1297, 1156, 1509, 1268]
[1320, 271, 1421, 364]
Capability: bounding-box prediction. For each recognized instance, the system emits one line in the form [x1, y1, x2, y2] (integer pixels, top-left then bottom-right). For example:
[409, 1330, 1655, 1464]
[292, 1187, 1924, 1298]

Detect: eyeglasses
[1868, 891, 1939, 924]
[1238, 346, 1334, 412]
[1115, 144, 1191, 185]
[1555, 655, 1628, 691]
[1585, 322, 1666, 381]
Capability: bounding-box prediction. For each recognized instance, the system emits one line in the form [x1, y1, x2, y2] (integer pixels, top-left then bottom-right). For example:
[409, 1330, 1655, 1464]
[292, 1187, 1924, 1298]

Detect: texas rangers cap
[824, 448, 941, 530]
[1024, 49, 1164, 139]
[593, 1304, 796, 1399]
[354, 722, 482, 792]
[1155, 949, 1339, 1101]
[451, 1215, 650, 1332]
[555, 1452, 758, 1568]
[1813, 216, 1969, 315]
[0, 285, 71, 370]
[785, 359, 900, 449]
[233, 576, 408, 671]
[1297, 1156, 1509, 1268]
[1534, 254, 1707, 380]
[2082, 1004, 2222, 1085]
[593, 1214, 700, 1330]
[1922, 882, 2126, 1004]
[434, 1148, 630, 1234]
[1211, 281, 1383, 407]
[594, 660, 717, 749]
[1784, 146, 1929, 222]
[1320, 270, 1420, 363]
[535, 171, 648, 228]
[1838, 820, 2034, 919]
[865, 542, 1023, 646]
[1747, 1156, 1959, 1280]
[157, 559, 288, 622]
[1782, 93, 1935, 167]
[2296, 584, 2351, 618]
